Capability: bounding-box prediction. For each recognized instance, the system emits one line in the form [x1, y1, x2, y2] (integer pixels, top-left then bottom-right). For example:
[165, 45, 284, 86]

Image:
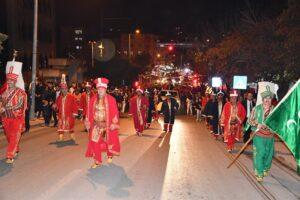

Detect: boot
[168, 124, 173, 133]
[263, 170, 269, 177]
[107, 157, 113, 164]
[5, 158, 14, 164]
[58, 134, 64, 142]
[70, 133, 76, 141]
[256, 176, 263, 182]
[91, 161, 101, 169]
[163, 124, 168, 133]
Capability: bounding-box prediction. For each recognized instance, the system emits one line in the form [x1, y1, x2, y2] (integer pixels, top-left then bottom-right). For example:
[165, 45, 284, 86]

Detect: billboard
[233, 76, 247, 89]
[212, 77, 222, 88]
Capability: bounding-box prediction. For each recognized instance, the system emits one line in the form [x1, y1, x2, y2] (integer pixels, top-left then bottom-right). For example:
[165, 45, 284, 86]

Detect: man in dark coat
[160, 92, 179, 133]
[203, 93, 218, 137]
[145, 90, 155, 129]
[42, 85, 52, 126]
[242, 92, 254, 142]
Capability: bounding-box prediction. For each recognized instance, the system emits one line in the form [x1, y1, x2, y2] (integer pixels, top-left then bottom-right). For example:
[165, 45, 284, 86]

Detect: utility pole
[89, 41, 96, 68]
[91, 42, 94, 68]
[30, 0, 38, 119]
[128, 34, 131, 62]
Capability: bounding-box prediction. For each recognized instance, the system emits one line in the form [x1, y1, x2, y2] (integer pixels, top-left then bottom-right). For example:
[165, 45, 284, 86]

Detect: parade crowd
[0, 66, 281, 182]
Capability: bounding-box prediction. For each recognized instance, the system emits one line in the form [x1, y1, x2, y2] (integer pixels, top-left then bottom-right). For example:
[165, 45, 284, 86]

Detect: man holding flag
[265, 79, 300, 175]
[248, 85, 276, 182]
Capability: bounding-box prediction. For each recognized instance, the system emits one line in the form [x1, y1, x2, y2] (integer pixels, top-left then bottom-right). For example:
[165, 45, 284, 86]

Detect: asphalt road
[0, 116, 298, 200]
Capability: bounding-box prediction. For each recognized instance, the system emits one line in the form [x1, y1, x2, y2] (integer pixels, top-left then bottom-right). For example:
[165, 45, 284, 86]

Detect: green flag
[265, 79, 300, 174]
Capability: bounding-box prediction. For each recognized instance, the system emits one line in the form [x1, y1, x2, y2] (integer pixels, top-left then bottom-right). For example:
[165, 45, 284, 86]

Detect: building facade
[119, 33, 159, 66]
[0, 0, 56, 82]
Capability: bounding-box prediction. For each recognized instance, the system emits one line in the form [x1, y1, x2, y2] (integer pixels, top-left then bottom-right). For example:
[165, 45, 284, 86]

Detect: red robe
[79, 91, 94, 118]
[0, 82, 8, 125]
[1, 87, 27, 159]
[55, 94, 78, 134]
[201, 96, 209, 108]
[129, 95, 149, 133]
[85, 94, 120, 163]
[73, 93, 82, 114]
[220, 102, 246, 143]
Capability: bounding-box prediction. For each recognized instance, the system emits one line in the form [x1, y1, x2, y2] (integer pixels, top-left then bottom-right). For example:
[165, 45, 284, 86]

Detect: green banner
[265, 79, 300, 174]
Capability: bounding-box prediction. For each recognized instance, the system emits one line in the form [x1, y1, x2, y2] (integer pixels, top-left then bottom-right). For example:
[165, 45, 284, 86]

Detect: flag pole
[227, 132, 256, 168]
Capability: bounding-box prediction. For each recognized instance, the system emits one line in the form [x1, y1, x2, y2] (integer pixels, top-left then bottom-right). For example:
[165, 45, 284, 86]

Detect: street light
[129, 29, 141, 62]
[98, 42, 104, 57]
[135, 29, 141, 34]
[168, 45, 174, 51]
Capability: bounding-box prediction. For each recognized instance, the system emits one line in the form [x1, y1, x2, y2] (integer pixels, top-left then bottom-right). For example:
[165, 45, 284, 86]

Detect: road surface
[0, 116, 299, 200]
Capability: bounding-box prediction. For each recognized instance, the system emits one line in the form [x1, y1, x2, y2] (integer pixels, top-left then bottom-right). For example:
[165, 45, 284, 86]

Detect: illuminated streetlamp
[98, 42, 104, 57]
[129, 29, 141, 62]
[135, 29, 141, 34]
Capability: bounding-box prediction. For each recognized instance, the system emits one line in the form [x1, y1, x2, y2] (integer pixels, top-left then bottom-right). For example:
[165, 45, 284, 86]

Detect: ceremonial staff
[227, 132, 257, 168]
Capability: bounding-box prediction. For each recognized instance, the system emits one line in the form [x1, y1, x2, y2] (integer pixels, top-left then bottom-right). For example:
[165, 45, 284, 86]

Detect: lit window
[124, 51, 128, 55]
[75, 29, 83, 34]
[75, 37, 78, 40]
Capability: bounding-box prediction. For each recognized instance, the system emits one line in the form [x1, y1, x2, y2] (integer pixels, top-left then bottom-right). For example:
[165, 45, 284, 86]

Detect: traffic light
[193, 78, 199, 87]
[168, 45, 174, 51]
[134, 81, 139, 87]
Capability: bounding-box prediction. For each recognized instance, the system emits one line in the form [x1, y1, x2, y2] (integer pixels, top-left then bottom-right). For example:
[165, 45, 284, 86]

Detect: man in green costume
[248, 86, 275, 182]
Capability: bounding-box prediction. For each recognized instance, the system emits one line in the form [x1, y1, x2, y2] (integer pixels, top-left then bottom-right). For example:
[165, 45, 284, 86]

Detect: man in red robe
[220, 90, 246, 152]
[53, 74, 78, 141]
[0, 61, 27, 164]
[79, 82, 94, 131]
[85, 78, 120, 168]
[129, 88, 149, 136]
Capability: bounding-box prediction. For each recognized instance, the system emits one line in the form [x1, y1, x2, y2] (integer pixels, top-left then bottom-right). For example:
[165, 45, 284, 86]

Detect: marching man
[129, 88, 149, 136]
[145, 89, 155, 129]
[79, 82, 94, 131]
[220, 90, 246, 152]
[0, 60, 27, 164]
[53, 74, 78, 142]
[85, 78, 120, 168]
[248, 86, 275, 182]
[160, 92, 179, 134]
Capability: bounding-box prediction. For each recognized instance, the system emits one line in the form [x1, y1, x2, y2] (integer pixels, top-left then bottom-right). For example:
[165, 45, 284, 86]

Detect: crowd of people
[0, 65, 280, 182]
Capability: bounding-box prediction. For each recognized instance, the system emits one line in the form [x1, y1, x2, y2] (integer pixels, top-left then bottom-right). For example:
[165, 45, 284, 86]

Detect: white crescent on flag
[287, 119, 297, 131]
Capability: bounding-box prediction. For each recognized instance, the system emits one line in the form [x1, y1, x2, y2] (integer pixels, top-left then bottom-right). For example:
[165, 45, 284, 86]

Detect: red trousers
[153, 112, 159, 121]
[86, 139, 113, 163]
[227, 124, 239, 150]
[2, 118, 23, 159]
[133, 116, 145, 133]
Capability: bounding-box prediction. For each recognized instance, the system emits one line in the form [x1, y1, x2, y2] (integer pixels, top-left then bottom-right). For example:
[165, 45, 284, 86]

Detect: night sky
[57, 0, 286, 39]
